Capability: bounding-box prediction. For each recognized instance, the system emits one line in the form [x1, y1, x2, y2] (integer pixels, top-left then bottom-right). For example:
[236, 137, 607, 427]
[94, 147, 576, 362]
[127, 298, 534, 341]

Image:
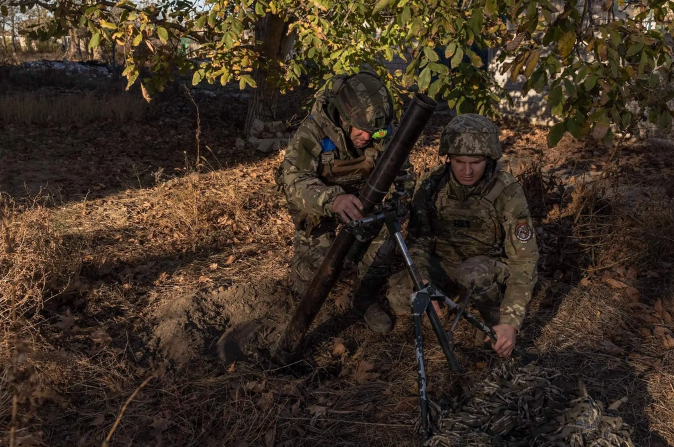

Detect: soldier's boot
[351, 279, 393, 334]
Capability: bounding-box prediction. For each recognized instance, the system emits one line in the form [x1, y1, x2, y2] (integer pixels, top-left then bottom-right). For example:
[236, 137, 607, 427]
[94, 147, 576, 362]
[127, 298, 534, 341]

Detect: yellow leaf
[558, 31, 576, 58]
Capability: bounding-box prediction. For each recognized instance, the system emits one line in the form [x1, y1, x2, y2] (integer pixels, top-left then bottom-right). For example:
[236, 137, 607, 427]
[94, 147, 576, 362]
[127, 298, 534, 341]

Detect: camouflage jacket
[408, 164, 539, 329]
[281, 89, 414, 231]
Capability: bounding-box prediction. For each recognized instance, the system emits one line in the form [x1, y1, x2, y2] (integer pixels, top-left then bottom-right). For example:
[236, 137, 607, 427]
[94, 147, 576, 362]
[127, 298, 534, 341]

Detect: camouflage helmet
[331, 71, 394, 133]
[439, 114, 502, 159]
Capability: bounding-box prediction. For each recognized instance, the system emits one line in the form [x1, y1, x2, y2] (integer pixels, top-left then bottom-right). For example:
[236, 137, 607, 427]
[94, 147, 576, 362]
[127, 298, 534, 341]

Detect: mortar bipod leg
[426, 300, 462, 373]
[411, 291, 431, 439]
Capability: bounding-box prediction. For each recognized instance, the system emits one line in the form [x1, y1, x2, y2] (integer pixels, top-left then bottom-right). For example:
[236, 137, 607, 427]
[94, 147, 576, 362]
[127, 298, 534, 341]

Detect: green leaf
[100, 20, 117, 30]
[547, 122, 566, 147]
[485, 0, 496, 16]
[208, 12, 216, 28]
[563, 78, 576, 97]
[89, 33, 101, 50]
[157, 26, 168, 44]
[566, 117, 583, 139]
[428, 78, 443, 98]
[468, 10, 483, 33]
[451, 46, 464, 68]
[192, 69, 203, 85]
[523, 50, 540, 77]
[373, 0, 393, 14]
[548, 85, 563, 107]
[418, 66, 431, 91]
[626, 43, 643, 57]
[466, 49, 483, 67]
[132, 33, 143, 47]
[1, 5, 9, 16]
[584, 74, 598, 90]
[195, 15, 207, 29]
[609, 29, 621, 47]
[423, 46, 439, 62]
[557, 31, 576, 58]
[255, 2, 265, 15]
[445, 42, 457, 58]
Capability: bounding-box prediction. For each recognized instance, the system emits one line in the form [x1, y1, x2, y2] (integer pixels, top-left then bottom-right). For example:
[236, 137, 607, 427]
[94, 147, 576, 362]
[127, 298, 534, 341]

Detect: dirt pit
[149, 280, 291, 367]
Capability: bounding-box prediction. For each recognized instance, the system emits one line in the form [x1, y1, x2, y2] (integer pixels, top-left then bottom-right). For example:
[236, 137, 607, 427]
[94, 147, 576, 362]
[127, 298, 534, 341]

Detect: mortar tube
[273, 93, 437, 359]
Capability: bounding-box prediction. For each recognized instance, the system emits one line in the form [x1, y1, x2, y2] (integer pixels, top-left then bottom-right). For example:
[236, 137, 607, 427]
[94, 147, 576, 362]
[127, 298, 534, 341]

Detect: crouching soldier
[387, 114, 539, 357]
[280, 71, 414, 334]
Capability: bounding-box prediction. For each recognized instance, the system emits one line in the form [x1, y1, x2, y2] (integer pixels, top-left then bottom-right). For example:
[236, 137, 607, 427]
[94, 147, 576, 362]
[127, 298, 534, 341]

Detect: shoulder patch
[515, 222, 534, 242]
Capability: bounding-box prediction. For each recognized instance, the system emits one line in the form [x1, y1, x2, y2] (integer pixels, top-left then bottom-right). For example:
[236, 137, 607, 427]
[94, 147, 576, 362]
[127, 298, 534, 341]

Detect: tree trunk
[10, 12, 18, 53]
[243, 14, 293, 135]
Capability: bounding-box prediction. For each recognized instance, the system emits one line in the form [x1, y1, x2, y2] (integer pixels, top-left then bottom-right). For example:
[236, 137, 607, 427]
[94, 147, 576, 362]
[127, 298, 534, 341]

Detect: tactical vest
[318, 138, 379, 190]
[428, 167, 516, 262]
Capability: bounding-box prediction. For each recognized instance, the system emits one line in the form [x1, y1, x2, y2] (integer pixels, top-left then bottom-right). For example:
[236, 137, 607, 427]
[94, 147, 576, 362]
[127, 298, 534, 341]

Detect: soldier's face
[349, 126, 372, 148]
[450, 156, 488, 186]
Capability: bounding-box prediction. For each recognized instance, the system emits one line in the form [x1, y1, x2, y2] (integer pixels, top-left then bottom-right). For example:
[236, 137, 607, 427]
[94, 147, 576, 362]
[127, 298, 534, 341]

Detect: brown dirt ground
[1, 65, 674, 447]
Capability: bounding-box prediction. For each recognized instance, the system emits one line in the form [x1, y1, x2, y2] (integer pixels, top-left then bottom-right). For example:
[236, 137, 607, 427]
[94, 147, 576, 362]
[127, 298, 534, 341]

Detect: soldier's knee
[386, 270, 414, 315]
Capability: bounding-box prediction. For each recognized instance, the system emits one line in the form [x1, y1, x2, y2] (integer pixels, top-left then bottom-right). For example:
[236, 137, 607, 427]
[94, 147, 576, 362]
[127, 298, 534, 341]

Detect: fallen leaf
[476, 362, 487, 370]
[332, 343, 346, 356]
[579, 277, 592, 287]
[603, 277, 628, 289]
[355, 360, 379, 384]
[624, 286, 640, 302]
[227, 362, 236, 373]
[53, 310, 74, 332]
[308, 405, 327, 416]
[663, 311, 672, 323]
[654, 326, 672, 337]
[90, 414, 106, 426]
[150, 417, 169, 431]
[655, 300, 664, 314]
[351, 402, 374, 412]
[89, 328, 112, 345]
[225, 255, 235, 265]
[626, 268, 638, 280]
[334, 294, 350, 311]
[209, 263, 218, 270]
[639, 327, 652, 338]
[394, 397, 418, 411]
[600, 340, 624, 355]
[199, 276, 213, 283]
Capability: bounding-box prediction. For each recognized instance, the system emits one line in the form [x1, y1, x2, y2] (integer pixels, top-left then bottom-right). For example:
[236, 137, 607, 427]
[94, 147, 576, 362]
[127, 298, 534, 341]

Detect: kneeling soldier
[387, 114, 539, 357]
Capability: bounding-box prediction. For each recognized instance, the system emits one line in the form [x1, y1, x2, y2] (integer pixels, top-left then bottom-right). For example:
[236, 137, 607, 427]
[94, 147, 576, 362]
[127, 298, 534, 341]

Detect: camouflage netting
[427, 363, 634, 447]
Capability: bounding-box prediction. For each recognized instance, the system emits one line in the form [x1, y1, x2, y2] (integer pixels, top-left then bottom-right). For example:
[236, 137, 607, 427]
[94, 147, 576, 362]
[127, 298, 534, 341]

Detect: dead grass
[0, 92, 149, 125]
[2, 112, 674, 446]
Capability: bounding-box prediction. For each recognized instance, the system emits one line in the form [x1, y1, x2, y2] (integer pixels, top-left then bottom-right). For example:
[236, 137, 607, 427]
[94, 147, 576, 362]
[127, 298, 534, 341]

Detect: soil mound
[149, 280, 290, 366]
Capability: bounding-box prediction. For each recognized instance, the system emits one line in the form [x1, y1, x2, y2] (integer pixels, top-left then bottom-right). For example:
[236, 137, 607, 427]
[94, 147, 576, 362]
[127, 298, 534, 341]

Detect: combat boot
[351, 279, 393, 334]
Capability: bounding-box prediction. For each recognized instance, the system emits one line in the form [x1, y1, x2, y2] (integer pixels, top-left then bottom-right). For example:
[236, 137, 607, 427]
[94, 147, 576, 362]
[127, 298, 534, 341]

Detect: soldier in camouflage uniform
[280, 71, 414, 334]
[387, 114, 539, 357]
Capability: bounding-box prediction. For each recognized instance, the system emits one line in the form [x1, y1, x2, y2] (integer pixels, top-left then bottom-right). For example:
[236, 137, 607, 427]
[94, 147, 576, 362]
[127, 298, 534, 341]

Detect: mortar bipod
[348, 209, 511, 440]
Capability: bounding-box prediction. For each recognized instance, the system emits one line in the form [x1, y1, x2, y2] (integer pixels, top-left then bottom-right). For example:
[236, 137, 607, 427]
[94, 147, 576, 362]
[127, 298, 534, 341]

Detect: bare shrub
[0, 92, 149, 125]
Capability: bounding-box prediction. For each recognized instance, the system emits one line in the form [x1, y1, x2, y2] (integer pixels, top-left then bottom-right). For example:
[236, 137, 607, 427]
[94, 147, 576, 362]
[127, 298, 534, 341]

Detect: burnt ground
[1, 63, 674, 447]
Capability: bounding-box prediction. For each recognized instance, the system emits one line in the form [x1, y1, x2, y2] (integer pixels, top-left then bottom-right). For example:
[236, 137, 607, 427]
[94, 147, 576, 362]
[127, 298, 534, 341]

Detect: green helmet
[330, 71, 394, 135]
[439, 114, 502, 159]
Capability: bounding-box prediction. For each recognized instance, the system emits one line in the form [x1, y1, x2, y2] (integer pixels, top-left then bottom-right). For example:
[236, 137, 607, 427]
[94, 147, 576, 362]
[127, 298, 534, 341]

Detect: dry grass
[2, 113, 674, 446]
[0, 92, 149, 125]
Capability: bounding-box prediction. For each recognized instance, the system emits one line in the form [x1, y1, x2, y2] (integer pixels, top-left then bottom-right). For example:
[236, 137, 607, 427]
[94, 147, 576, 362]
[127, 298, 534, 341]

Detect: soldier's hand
[485, 324, 516, 358]
[333, 194, 364, 223]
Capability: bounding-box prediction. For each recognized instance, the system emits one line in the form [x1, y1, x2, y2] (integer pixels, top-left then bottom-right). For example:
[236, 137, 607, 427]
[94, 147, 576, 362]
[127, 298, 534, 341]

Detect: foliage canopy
[3, 0, 673, 145]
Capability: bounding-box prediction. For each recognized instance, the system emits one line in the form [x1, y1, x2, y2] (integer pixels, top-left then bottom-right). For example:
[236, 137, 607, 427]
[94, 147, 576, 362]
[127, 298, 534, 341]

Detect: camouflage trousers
[386, 254, 510, 326]
[290, 223, 395, 301]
